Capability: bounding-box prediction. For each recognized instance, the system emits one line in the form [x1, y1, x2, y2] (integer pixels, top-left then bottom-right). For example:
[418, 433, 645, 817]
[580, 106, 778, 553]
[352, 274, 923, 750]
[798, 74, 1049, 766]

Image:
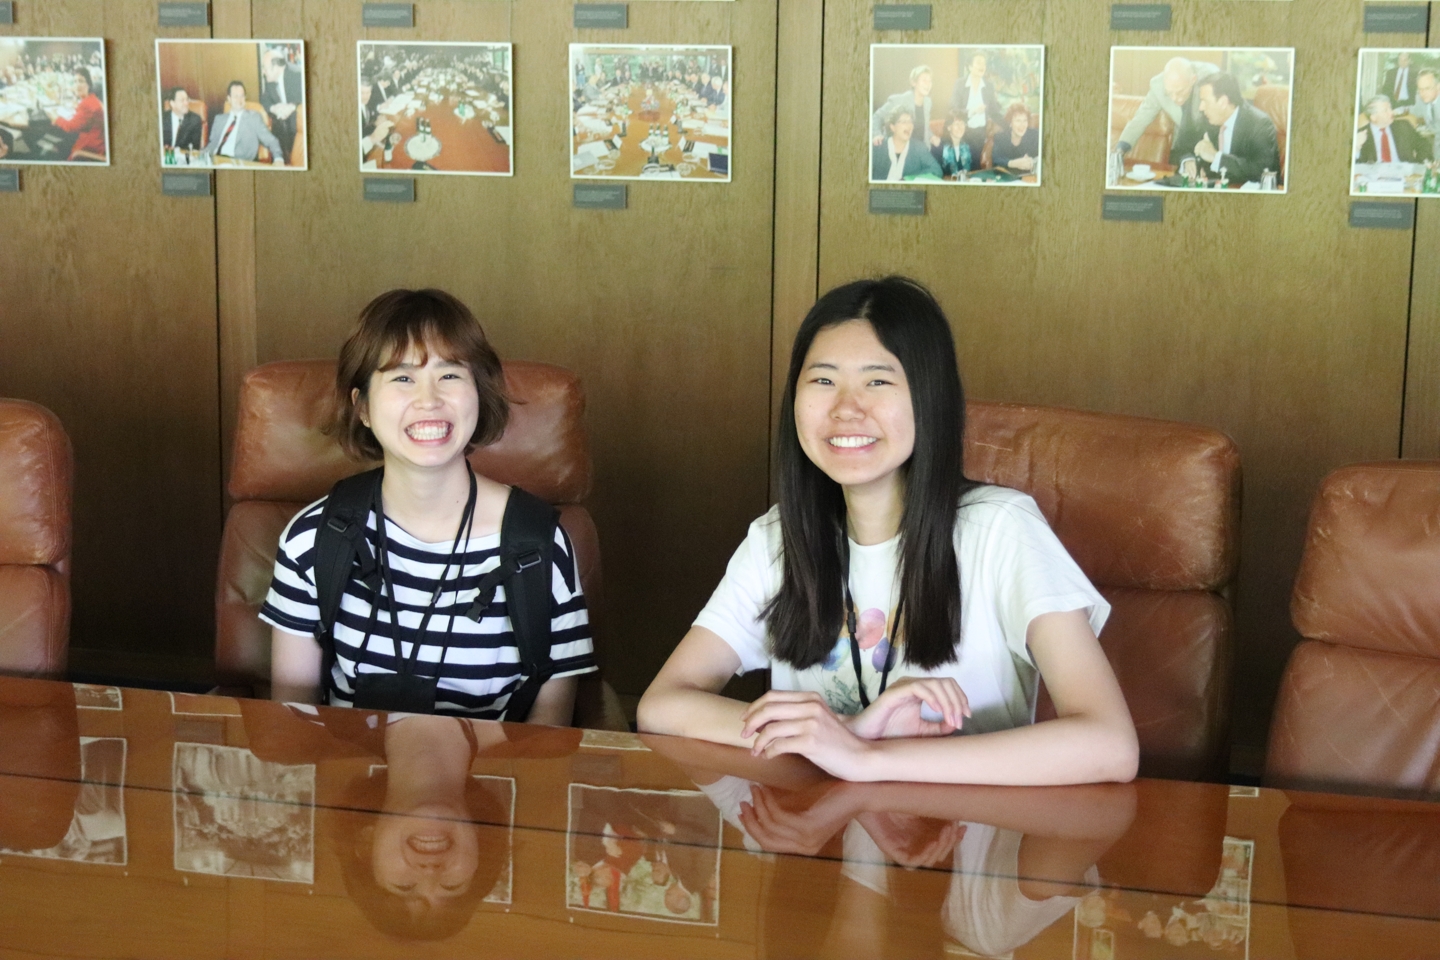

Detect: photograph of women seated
[639, 277, 1138, 784]
[261, 288, 596, 723]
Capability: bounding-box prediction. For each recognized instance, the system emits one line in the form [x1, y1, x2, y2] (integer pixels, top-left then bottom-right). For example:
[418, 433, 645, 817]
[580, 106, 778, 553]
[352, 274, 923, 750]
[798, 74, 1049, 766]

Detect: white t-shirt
[693, 486, 1108, 734]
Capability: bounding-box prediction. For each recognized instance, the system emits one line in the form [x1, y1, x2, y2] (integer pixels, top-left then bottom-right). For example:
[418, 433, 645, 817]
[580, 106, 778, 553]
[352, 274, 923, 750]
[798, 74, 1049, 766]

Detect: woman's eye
[810, 377, 833, 386]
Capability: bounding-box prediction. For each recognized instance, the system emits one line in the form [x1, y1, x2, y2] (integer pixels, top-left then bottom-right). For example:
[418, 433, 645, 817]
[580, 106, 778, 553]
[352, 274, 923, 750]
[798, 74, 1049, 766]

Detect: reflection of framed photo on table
[357, 41, 513, 177]
[0, 37, 110, 166]
[569, 44, 732, 182]
[1105, 46, 1293, 194]
[1350, 48, 1439, 198]
[155, 39, 308, 171]
[869, 44, 1044, 187]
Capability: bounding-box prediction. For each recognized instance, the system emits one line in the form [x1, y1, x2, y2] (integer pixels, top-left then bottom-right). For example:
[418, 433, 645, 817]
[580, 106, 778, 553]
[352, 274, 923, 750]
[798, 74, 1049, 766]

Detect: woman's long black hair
[764, 276, 977, 671]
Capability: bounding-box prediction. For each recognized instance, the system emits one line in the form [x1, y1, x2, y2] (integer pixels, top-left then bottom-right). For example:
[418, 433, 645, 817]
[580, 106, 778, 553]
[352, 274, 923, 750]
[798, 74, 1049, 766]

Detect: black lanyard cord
[360, 469, 478, 679]
[840, 533, 903, 710]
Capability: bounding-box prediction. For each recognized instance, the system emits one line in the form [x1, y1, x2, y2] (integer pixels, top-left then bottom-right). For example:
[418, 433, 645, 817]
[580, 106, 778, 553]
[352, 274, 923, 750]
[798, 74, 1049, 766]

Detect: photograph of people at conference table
[1351, 49, 1439, 197]
[570, 45, 731, 182]
[0, 38, 109, 165]
[358, 42, 512, 176]
[869, 44, 1044, 186]
[154, 39, 307, 170]
[1106, 47, 1293, 193]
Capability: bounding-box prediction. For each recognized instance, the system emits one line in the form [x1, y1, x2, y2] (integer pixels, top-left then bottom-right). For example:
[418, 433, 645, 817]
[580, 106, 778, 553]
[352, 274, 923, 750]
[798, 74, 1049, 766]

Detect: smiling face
[1368, 97, 1394, 129]
[969, 55, 987, 79]
[170, 89, 190, 115]
[1010, 111, 1029, 138]
[370, 812, 481, 911]
[888, 112, 914, 145]
[1418, 72, 1437, 105]
[226, 82, 246, 112]
[355, 342, 480, 473]
[913, 71, 932, 99]
[793, 320, 915, 501]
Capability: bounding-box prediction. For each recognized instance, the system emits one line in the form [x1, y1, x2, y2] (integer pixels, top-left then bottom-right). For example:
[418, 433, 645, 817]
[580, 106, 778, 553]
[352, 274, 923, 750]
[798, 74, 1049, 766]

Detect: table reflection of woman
[335, 715, 509, 939]
[48, 67, 106, 162]
[931, 112, 973, 178]
[651, 732, 1134, 960]
[990, 102, 1039, 173]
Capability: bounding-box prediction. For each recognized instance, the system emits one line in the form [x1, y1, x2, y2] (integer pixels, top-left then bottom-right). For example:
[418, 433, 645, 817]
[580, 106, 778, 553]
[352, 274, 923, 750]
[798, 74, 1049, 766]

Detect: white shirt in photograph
[693, 486, 1109, 735]
[965, 79, 987, 128]
[886, 138, 909, 181]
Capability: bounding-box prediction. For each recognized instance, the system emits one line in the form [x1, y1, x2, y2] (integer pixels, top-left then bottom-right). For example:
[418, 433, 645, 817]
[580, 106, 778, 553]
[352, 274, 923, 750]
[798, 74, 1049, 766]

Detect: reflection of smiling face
[371, 813, 481, 910]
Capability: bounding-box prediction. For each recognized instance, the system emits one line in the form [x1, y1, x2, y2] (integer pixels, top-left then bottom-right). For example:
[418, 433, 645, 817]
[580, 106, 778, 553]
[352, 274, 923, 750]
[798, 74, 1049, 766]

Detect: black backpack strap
[493, 487, 558, 722]
[313, 469, 384, 663]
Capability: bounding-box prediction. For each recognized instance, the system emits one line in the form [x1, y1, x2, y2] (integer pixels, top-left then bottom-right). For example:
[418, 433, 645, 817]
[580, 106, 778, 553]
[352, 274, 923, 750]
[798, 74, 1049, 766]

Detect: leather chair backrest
[1249, 85, 1289, 178]
[1266, 461, 1440, 799]
[965, 401, 1241, 780]
[216, 360, 607, 710]
[0, 400, 73, 677]
[1108, 93, 1175, 167]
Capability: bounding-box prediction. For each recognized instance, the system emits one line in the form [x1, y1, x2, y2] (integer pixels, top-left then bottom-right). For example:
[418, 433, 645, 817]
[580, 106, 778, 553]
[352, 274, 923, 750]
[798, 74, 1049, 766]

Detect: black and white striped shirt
[259, 497, 596, 718]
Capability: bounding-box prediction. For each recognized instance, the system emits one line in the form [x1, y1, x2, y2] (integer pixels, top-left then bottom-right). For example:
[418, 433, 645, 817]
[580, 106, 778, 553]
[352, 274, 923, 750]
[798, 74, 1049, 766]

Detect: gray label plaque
[1349, 200, 1415, 230]
[1111, 3, 1171, 30]
[158, 2, 210, 27]
[364, 177, 416, 202]
[574, 183, 627, 209]
[162, 171, 212, 196]
[574, 3, 628, 28]
[0, 2, 13, 26]
[873, 4, 931, 31]
[1363, 4, 1429, 33]
[0, 169, 18, 192]
[363, 2, 415, 28]
[1102, 194, 1164, 222]
[869, 189, 926, 216]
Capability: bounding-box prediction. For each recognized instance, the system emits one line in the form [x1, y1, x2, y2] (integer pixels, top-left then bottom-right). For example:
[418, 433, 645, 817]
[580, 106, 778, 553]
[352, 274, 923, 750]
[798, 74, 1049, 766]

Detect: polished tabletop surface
[0, 677, 1435, 959]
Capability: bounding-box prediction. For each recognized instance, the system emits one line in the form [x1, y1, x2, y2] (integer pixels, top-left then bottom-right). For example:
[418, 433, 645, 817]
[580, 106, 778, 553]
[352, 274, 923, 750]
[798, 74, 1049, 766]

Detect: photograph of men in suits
[1410, 69, 1438, 132]
[1354, 94, 1432, 164]
[1115, 57, 1219, 161]
[1193, 71, 1281, 185]
[259, 47, 304, 165]
[1383, 52, 1416, 109]
[161, 87, 203, 154]
[203, 80, 285, 165]
[870, 103, 942, 182]
[871, 65, 939, 150]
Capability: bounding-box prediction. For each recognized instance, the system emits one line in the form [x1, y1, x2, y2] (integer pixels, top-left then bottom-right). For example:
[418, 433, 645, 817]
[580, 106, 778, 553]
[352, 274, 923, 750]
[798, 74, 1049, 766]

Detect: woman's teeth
[405, 422, 452, 441]
[828, 436, 876, 448]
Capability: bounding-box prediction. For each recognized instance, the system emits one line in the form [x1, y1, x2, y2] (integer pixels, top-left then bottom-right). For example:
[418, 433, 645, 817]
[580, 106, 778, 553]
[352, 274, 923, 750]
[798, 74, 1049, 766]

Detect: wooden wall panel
[813, 0, 1412, 759]
[1401, 8, 1439, 459]
[0, 1, 221, 672]
[221, 0, 777, 694]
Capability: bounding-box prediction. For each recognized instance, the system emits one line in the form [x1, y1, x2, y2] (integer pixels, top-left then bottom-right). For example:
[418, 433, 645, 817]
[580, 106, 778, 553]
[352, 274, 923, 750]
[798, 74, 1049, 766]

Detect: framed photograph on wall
[1106, 47, 1294, 193]
[0, 38, 110, 165]
[869, 44, 1044, 186]
[1351, 49, 1438, 197]
[155, 39, 307, 170]
[357, 42, 513, 176]
[570, 44, 731, 182]
[566, 784, 722, 924]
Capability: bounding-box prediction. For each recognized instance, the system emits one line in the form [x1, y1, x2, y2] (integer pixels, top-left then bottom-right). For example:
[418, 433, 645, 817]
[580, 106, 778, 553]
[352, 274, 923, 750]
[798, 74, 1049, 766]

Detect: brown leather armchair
[965, 402, 1241, 781]
[1109, 93, 1175, 166]
[0, 400, 73, 678]
[216, 359, 625, 729]
[1265, 461, 1440, 800]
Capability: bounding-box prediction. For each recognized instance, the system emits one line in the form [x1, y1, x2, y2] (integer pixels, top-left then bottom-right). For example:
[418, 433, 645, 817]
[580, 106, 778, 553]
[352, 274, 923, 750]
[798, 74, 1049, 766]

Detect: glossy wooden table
[0, 678, 1435, 959]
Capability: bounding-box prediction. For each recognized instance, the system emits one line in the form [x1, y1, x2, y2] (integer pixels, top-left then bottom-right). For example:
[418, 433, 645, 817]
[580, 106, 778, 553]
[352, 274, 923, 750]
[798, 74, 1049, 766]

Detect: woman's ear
[351, 387, 370, 429]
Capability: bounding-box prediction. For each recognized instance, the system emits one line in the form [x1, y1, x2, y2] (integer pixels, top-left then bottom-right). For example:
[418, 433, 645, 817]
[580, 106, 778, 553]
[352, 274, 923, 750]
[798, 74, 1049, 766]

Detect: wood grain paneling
[222, 0, 777, 694]
[1401, 9, 1439, 459]
[0, 1, 221, 665]
[814, 0, 1412, 757]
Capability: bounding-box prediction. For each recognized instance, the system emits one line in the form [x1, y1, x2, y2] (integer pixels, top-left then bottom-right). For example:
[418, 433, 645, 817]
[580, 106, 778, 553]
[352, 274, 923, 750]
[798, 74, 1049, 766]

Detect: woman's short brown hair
[335, 289, 509, 461]
[1003, 102, 1030, 126]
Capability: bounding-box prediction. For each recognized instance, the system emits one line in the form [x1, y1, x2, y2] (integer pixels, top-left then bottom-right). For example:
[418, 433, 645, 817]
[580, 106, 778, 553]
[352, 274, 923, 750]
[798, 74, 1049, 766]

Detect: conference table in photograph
[0, 676, 1435, 959]
[572, 81, 730, 180]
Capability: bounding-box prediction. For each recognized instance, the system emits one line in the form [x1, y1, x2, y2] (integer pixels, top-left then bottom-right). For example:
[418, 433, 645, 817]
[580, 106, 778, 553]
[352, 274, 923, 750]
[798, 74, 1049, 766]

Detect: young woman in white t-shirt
[638, 277, 1138, 784]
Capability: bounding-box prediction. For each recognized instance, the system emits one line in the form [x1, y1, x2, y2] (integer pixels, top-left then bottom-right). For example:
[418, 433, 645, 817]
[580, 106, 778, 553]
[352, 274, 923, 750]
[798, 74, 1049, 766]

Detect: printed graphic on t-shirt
[812, 606, 898, 715]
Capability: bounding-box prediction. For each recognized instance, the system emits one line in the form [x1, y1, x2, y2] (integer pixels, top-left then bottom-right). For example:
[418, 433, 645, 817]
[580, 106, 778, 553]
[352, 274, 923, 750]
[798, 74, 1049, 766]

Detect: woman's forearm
[853, 714, 1139, 786]
[636, 685, 755, 748]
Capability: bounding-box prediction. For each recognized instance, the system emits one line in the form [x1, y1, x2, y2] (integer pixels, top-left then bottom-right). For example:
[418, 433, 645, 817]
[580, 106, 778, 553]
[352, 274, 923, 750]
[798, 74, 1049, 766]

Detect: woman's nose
[831, 388, 865, 419]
